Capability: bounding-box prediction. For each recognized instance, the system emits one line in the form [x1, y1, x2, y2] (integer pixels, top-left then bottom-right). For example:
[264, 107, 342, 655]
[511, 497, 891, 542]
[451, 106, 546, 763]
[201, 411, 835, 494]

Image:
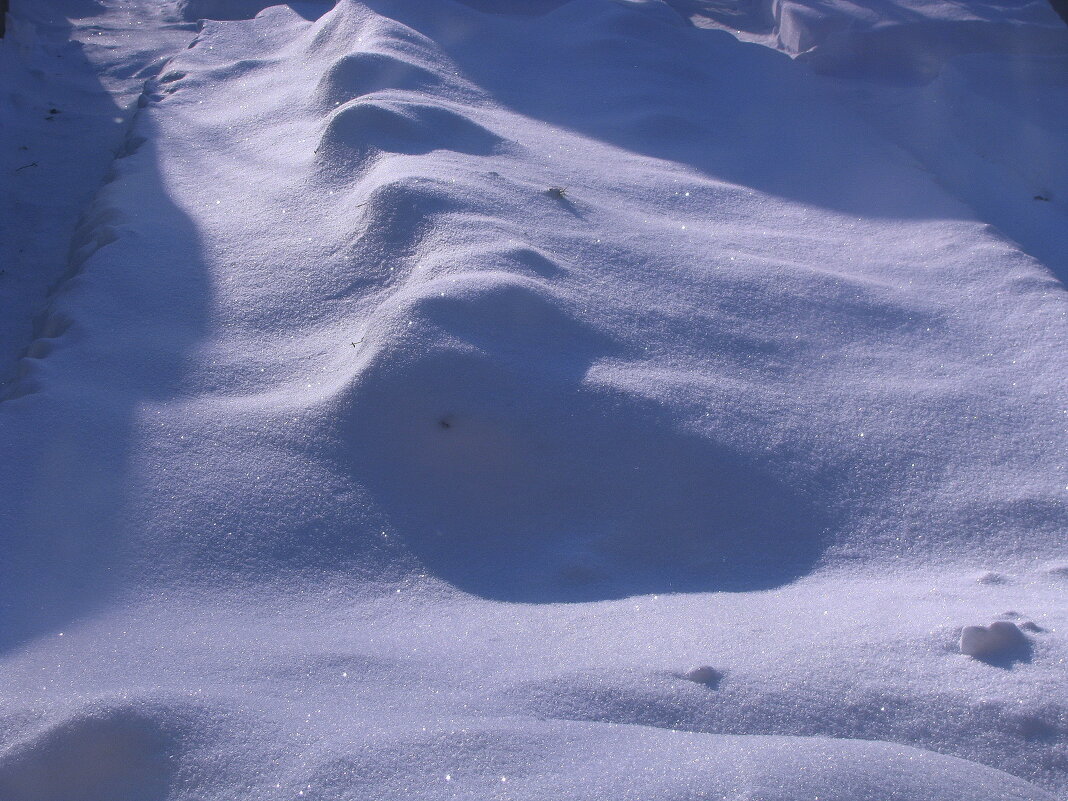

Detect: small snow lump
[683, 665, 723, 685]
[959, 621, 1027, 658]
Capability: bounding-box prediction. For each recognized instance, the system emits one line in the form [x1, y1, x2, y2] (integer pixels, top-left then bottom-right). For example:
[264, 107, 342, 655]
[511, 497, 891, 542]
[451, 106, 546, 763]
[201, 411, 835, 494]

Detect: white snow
[1, 0, 1066, 799]
[960, 620, 1030, 659]
[682, 665, 723, 684]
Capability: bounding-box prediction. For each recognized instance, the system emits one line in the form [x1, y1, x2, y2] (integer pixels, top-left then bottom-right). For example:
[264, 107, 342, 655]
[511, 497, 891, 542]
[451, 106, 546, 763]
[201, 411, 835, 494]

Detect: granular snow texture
[1, 0, 1066, 799]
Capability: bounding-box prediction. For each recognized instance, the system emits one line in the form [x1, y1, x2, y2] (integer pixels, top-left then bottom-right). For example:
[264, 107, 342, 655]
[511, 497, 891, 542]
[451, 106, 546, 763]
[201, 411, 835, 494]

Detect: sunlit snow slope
[1, 0, 1066, 799]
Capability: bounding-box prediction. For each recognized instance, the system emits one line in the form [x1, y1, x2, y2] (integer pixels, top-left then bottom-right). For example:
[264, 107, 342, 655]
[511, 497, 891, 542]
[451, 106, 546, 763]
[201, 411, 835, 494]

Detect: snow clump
[959, 621, 1028, 659]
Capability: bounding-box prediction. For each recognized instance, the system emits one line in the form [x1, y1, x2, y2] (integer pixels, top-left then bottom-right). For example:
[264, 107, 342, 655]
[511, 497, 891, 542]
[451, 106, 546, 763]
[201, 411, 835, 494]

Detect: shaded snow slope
[0, 0, 192, 389]
[672, 0, 1068, 80]
[1, 0, 1066, 799]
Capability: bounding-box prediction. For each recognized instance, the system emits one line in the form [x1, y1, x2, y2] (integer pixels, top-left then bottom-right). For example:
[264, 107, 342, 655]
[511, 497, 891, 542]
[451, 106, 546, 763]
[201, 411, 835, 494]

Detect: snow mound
[336, 266, 825, 601]
[503, 658, 1068, 789]
[289, 719, 1056, 801]
[317, 97, 506, 165]
[315, 50, 443, 110]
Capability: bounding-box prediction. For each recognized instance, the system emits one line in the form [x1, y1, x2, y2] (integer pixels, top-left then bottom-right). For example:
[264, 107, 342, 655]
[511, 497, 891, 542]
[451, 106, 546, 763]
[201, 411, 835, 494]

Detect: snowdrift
[1, 0, 1066, 799]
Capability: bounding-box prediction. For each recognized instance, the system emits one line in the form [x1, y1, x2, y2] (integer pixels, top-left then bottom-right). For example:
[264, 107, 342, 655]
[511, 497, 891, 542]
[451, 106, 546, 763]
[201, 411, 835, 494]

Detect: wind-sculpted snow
[286, 719, 1058, 801]
[314, 51, 444, 109]
[318, 97, 507, 163]
[1, 0, 1066, 800]
[337, 270, 826, 600]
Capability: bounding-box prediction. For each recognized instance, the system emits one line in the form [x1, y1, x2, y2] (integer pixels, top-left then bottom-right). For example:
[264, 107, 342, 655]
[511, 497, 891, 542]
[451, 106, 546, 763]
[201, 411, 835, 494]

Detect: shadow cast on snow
[360, 0, 1068, 286]
[973, 639, 1034, 670]
[176, 0, 334, 22]
[0, 6, 209, 653]
[339, 278, 829, 603]
[359, 0, 962, 220]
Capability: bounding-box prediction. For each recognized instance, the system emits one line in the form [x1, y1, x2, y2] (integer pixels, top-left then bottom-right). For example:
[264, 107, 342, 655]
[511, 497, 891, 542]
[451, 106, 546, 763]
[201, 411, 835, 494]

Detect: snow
[678, 0, 1068, 80]
[1, 0, 1066, 799]
[682, 664, 723, 684]
[960, 620, 1030, 660]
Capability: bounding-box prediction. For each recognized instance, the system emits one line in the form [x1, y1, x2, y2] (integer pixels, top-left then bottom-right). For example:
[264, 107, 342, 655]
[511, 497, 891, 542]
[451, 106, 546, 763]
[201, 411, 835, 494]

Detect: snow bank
[1, 0, 1066, 799]
[673, 0, 1068, 80]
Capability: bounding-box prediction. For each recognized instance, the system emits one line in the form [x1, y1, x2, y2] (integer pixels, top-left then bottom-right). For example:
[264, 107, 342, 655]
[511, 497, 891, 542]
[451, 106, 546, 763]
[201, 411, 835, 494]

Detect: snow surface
[1, 0, 1066, 799]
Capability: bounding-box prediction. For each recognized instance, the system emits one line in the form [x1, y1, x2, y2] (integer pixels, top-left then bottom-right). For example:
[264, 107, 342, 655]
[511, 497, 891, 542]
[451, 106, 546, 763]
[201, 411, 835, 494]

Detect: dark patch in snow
[176, 0, 335, 23]
[0, 706, 177, 801]
[336, 273, 829, 602]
